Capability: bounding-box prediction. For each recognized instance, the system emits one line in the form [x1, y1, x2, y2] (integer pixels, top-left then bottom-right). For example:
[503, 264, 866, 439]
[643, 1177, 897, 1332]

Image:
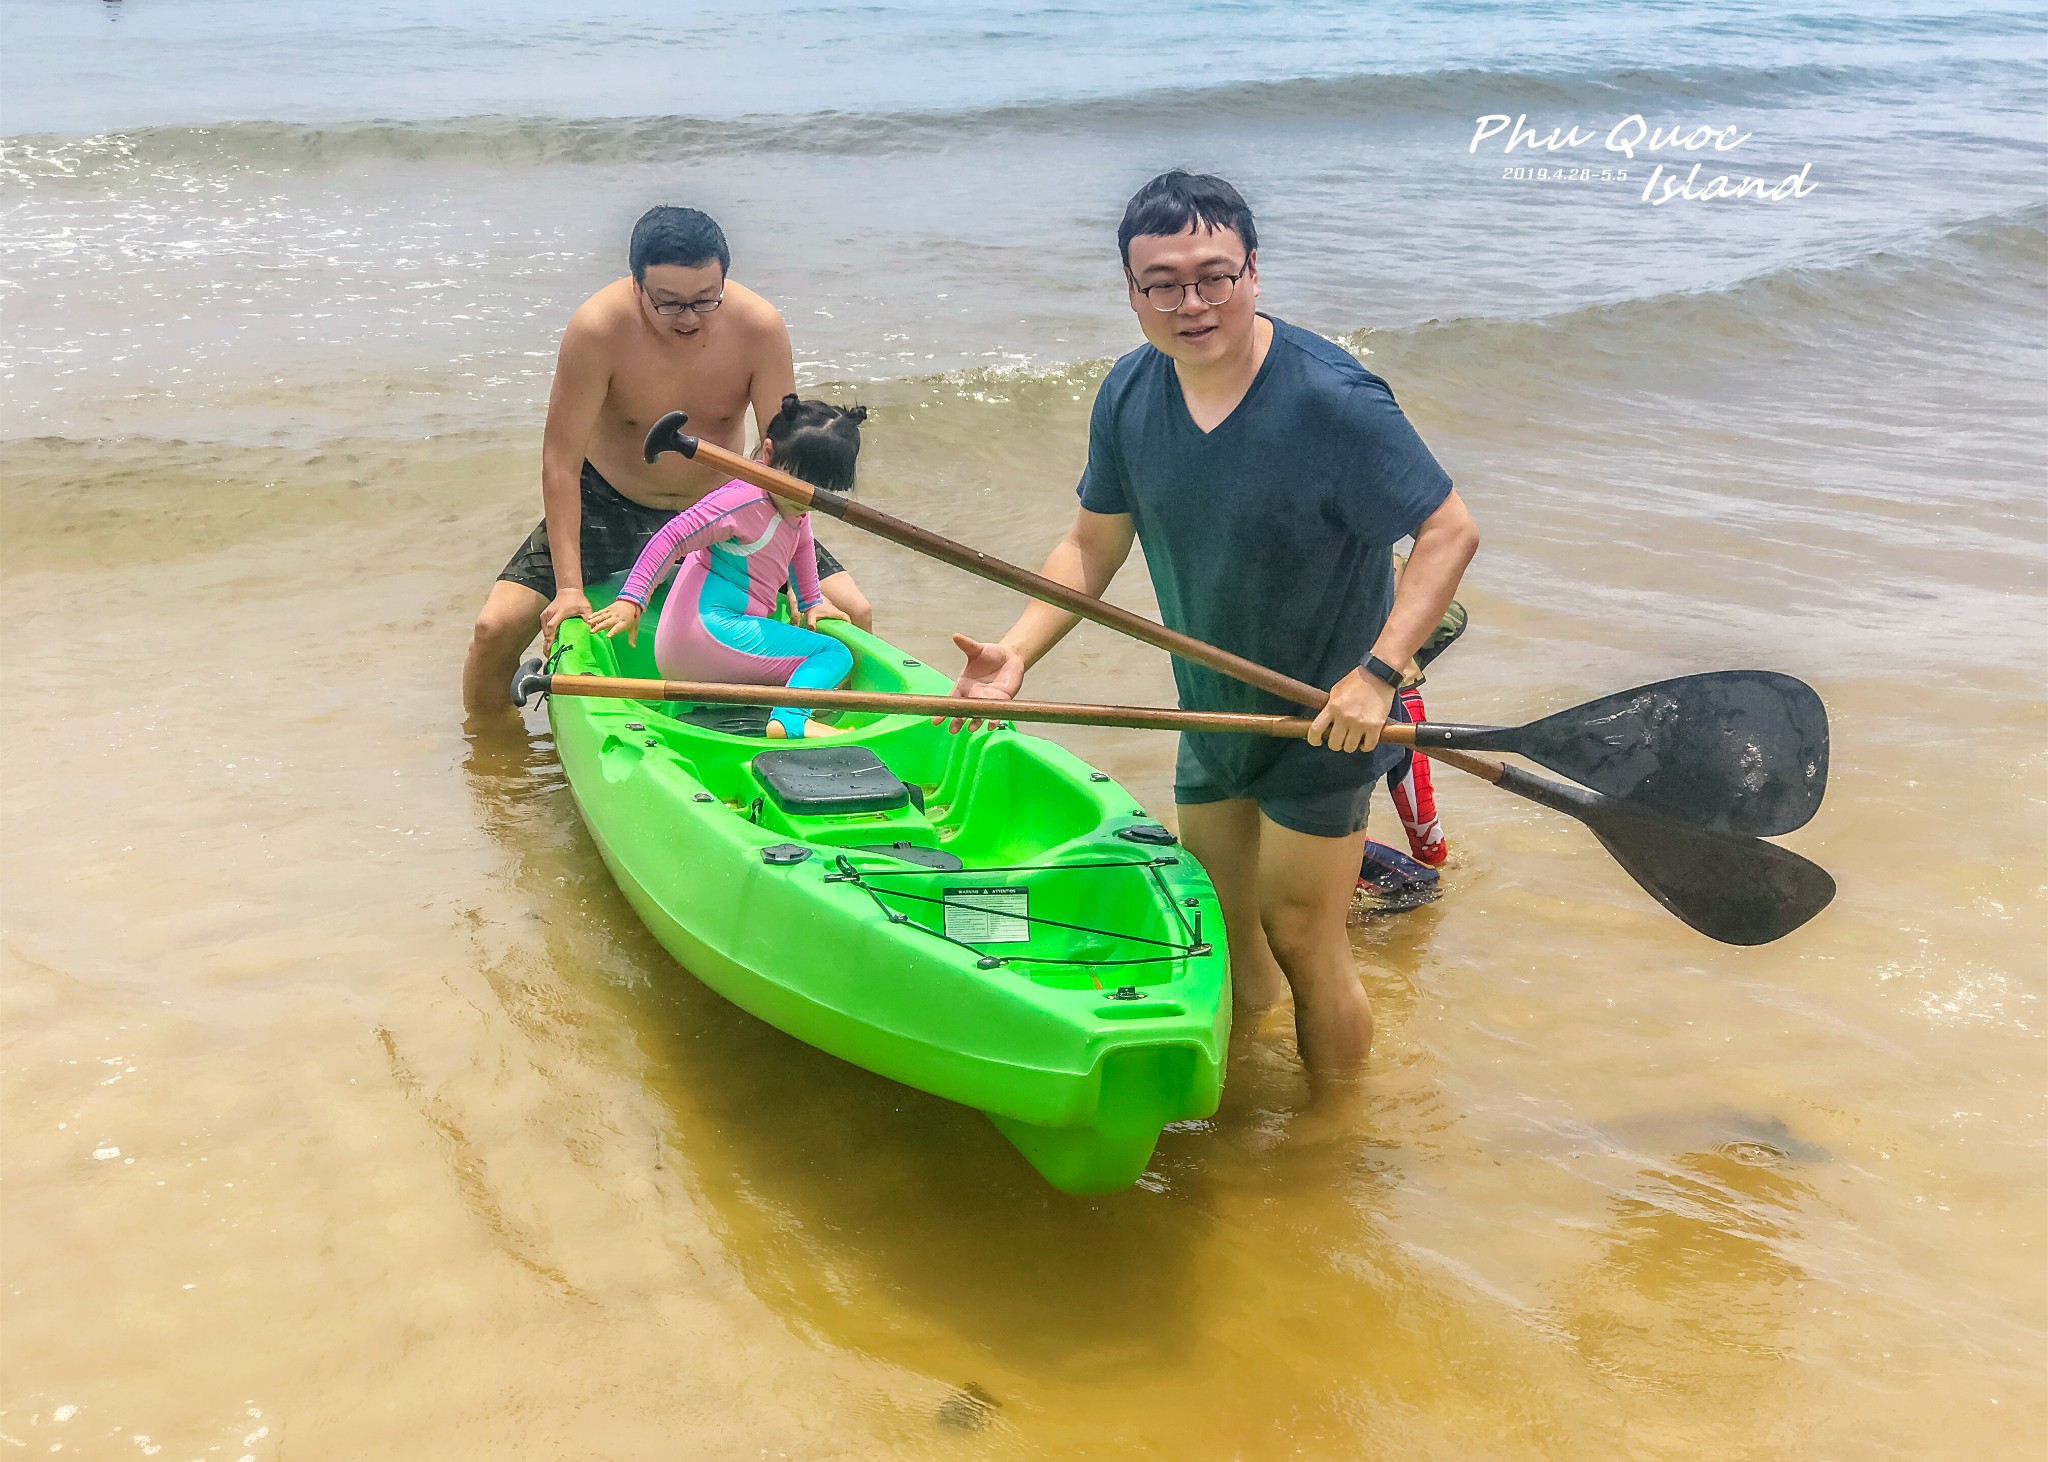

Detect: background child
[588, 396, 867, 739]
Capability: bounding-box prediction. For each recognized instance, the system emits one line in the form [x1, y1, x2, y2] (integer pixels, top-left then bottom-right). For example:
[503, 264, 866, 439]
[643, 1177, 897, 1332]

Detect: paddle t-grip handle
[510, 656, 550, 708]
[643, 411, 699, 463]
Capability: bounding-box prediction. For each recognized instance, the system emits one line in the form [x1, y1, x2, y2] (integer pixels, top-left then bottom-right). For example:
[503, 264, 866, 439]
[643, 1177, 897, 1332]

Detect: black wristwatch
[1360, 653, 1405, 691]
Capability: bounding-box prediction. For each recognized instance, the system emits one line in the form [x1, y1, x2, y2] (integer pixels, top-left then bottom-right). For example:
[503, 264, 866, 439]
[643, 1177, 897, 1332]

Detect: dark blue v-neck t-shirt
[1077, 315, 1454, 797]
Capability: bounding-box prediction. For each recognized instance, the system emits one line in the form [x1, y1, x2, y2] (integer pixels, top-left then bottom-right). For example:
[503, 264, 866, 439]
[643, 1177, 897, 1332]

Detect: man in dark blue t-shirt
[949, 171, 1478, 1084]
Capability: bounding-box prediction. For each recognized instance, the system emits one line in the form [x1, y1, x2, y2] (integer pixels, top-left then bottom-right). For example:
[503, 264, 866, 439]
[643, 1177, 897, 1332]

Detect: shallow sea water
[3, 3, 2044, 1457]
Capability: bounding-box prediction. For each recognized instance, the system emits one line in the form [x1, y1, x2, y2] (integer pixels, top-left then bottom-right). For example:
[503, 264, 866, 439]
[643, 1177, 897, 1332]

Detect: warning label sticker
[941, 886, 1030, 944]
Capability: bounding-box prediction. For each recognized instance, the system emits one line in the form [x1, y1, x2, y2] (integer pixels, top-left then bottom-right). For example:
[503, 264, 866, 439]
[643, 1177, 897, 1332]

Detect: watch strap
[1361, 653, 1405, 690]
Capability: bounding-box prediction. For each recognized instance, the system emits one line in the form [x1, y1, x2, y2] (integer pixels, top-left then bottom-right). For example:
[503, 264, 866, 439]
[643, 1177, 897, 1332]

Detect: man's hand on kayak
[943, 632, 1025, 733]
[541, 587, 593, 648]
[1309, 667, 1396, 754]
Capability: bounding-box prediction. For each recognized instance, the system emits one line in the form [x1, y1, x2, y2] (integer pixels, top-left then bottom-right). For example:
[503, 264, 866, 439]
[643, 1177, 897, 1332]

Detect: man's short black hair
[1117, 171, 1257, 267]
[629, 206, 730, 280]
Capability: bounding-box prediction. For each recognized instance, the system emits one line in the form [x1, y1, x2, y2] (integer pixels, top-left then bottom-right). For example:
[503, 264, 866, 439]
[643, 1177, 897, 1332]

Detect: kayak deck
[545, 577, 1231, 1194]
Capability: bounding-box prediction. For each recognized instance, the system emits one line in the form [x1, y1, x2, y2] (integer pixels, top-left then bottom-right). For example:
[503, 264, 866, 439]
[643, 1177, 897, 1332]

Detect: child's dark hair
[763, 395, 868, 495]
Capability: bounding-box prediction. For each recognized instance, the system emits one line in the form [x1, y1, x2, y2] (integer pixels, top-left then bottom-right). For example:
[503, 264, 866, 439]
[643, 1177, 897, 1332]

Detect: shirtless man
[462, 205, 870, 720]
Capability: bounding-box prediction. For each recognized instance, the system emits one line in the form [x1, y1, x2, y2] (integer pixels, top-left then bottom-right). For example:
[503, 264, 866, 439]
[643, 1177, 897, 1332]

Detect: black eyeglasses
[642, 285, 725, 317]
[1128, 263, 1249, 312]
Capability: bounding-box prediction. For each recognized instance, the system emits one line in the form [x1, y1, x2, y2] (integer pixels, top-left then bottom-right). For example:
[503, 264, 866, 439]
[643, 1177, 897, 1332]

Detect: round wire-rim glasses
[1128, 264, 1249, 312]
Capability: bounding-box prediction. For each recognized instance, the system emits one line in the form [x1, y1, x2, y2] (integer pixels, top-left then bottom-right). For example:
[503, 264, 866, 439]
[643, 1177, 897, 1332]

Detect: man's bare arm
[1367, 489, 1478, 671]
[537, 314, 610, 639]
[746, 307, 797, 445]
[1311, 489, 1479, 753]
[1001, 508, 1138, 668]
[948, 508, 1137, 713]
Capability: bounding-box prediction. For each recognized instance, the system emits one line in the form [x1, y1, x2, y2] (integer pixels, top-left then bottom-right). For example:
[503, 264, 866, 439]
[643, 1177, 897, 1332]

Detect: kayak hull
[546, 578, 1230, 1194]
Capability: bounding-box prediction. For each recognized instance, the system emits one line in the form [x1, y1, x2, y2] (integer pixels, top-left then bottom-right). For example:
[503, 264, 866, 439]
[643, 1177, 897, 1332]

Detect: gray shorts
[1173, 736, 1374, 840]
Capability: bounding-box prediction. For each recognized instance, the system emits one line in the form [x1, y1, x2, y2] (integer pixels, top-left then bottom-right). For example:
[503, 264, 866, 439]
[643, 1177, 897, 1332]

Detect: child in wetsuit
[587, 396, 866, 739]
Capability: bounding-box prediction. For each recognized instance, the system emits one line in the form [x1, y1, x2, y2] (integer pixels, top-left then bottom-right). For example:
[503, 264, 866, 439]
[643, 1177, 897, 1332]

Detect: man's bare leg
[462, 580, 548, 721]
[1178, 798, 1288, 1026]
[1253, 815, 1375, 1084]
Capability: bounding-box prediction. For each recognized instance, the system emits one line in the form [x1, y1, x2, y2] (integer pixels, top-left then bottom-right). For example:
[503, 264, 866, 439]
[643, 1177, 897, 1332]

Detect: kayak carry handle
[644, 411, 699, 463]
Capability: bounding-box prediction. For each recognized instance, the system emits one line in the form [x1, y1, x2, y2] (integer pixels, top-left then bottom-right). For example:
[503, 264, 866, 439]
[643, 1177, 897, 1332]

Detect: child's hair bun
[761, 395, 866, 495]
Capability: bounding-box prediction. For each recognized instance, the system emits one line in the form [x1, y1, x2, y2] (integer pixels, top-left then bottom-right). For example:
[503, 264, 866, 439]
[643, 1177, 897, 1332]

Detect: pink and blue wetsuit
[615, 481, 853, 736]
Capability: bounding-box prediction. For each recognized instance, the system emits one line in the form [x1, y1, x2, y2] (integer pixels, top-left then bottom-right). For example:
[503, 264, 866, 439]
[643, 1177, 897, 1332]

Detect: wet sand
[5, 324, 2042, 1453]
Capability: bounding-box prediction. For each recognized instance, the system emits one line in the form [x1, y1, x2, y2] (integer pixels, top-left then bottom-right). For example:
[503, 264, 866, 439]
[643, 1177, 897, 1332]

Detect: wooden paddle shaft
[543, 674, 1458, 751]
[668, 429, 1483, 766]
[676, 436, 1332, 710]
[1420, 745, 1506, 783]
[633, 423, 1835, 945]
[546, 672, 1404, 739]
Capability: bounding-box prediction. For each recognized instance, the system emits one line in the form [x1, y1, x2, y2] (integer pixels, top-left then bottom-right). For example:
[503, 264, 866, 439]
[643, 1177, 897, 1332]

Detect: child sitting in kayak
[587, 395, 866, 739]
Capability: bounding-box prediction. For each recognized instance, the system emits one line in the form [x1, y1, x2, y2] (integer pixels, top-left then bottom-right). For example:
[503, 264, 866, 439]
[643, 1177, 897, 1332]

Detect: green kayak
[544, 575, 1231, 1194]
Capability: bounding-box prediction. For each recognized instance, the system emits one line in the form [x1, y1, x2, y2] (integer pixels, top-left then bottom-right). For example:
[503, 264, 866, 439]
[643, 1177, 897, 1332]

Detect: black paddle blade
[1423, 671, 1828, 837]
[1497, 764, 1835, 946]
[643, 410, 697, 463]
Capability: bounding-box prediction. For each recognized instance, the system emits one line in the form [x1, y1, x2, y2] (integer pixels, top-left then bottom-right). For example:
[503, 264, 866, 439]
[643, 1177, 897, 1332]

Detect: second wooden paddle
[643, 412, 1828, 835]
